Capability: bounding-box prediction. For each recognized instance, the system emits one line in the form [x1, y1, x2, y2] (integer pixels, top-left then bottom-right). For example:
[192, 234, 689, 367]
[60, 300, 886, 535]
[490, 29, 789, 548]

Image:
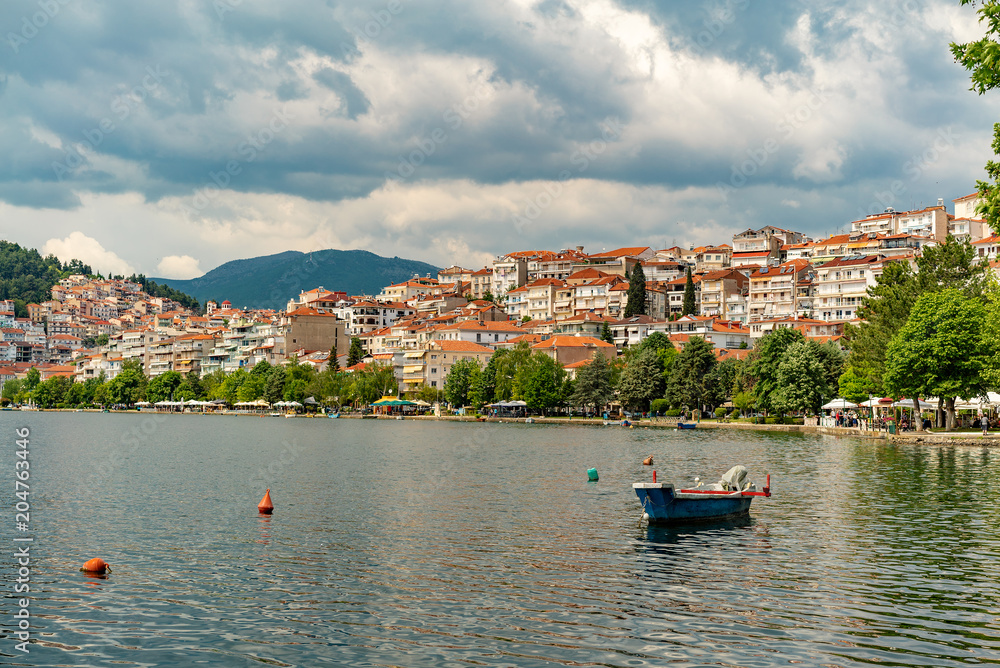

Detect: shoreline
[15, 408, 1000, 447]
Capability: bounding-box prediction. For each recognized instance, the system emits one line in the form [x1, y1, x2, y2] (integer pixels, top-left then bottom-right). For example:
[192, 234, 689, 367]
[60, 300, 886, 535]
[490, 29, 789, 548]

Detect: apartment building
[814, 255, 883, 322]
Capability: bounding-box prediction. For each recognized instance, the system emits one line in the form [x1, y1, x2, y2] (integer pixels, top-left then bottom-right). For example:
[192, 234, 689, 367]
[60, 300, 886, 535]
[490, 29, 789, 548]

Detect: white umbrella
[821, 399, 858, 410]
[892, 399, 935, 410]
[287, 401, 303, 407]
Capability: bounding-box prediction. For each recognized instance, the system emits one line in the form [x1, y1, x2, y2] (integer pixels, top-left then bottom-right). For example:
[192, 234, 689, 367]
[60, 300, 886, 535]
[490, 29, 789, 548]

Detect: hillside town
[1, 193, 998, 398]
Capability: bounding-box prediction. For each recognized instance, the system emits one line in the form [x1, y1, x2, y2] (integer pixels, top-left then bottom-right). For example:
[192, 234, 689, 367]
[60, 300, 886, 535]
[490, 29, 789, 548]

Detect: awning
[403, 352, 424, 358]
[403, 365, 424, 373]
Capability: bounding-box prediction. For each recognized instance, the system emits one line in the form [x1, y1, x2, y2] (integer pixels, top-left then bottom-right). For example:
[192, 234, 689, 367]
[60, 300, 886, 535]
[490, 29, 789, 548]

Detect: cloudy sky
[0, 0, 996, 278]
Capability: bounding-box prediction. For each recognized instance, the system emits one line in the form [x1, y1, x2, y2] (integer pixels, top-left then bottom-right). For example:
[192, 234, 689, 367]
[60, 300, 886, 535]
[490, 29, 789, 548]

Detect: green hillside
[151, 249, 441, 310]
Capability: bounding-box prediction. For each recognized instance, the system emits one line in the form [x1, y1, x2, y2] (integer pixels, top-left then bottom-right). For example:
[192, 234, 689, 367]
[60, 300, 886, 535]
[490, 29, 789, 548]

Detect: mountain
[151, 249, 441, 310]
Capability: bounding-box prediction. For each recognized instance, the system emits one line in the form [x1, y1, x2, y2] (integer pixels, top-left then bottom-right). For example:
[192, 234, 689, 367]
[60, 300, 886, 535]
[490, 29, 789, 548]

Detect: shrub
[714, 407, 727, 418]
[650, 399, 670, 415]
[665, 409, 682, 417]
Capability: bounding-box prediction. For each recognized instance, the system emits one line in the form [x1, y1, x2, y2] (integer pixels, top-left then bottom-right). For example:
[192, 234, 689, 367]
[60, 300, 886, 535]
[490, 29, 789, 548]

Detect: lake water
[1, 413, 999, 667]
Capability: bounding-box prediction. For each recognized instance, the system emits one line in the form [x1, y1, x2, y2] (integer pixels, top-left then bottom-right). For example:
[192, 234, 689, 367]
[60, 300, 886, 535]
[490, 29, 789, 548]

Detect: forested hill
[0, 241, 93, 316]
[0, 240, 200, 316]
[151, 249, 441, 310]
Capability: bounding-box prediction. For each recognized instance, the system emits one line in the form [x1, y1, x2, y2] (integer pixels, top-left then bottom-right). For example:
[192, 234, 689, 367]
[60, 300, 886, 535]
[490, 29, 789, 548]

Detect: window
[431, 367, 438, 374]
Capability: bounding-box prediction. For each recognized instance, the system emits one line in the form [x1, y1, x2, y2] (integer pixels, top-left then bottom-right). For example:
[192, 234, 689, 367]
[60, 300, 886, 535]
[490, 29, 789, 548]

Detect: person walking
[984, 416, 989, 437]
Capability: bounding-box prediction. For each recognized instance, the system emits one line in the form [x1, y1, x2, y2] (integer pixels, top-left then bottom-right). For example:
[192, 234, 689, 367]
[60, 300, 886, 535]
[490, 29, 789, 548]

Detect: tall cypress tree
[682, 267, 696, 316]
[623, 263, 647, 317]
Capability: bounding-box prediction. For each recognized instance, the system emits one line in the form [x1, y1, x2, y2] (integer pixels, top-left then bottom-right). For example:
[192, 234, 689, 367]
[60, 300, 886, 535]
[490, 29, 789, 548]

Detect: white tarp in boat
[713, 465, 755, 492]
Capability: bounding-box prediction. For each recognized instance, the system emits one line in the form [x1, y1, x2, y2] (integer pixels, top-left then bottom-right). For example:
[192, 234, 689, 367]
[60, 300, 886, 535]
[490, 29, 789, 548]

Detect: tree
[623, 263, 647, 317]
[347, 337, 364, 368]
[497, 342, 532, 401]
[617, 347, 663, 411]
[105, 359, 147, 406]
[772, 341, 829, 414]
[843, 260, 915, 395]
[569, 352, 614, 412]
[517, 352, 568, 414]
[812, 340, 846, 393]
[914, 235, 990, 298]
[745, 327, 804, 414]
[23, 368, 40, 393]
[483, 291, 495, 303]
[681, 267, 696, 316]
[600, 321, 614, 344]
[705, 357, 741, 409]
[95, 333, 109, 347]
[176, 372, 204, 401]
[952, 2, 1000, 234]
[263, 366, 287, 404]
[665, 336, 716, 411]
[733, 390, 755, 417]
[884, 289, 994, 430]
[838, 366, 875, 405]
[146, 370, 183, 403]
[444, 358, 480, 407]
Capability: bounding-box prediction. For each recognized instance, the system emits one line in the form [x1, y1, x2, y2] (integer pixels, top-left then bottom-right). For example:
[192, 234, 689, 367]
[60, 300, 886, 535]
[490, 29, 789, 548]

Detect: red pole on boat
[764, 474, 770, 497]
[653, 470, 657, 483]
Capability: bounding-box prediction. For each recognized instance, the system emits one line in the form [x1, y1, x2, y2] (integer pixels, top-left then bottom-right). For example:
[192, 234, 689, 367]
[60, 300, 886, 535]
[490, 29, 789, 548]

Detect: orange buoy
[258, 488, 274, 514]
[80, 558, 111, 574]
[642, 455, 653, 466]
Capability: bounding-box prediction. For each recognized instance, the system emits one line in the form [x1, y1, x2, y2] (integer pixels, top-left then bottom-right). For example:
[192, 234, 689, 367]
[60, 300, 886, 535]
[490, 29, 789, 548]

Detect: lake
[1, 412, 999, 667]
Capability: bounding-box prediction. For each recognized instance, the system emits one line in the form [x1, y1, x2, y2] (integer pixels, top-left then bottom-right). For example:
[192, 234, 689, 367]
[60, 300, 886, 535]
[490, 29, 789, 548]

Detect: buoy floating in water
[642, 455, 653, 466]
[80, 558, 111, 574]
[258, 488, 274, 514]
[587, 467, 599, 482]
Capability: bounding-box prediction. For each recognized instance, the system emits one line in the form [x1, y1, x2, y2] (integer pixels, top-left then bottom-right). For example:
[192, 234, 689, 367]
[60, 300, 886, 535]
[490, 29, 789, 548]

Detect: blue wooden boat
[676, 422, 696, 429]
[328, 412, 340, 419]
[634, 467, 770, 524]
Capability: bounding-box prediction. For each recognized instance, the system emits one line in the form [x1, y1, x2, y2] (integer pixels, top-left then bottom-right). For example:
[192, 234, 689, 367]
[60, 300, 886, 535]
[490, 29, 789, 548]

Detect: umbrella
[303, 397, 318, 405]
[287, 401, 303, 407]
[892, 399, 935, 410]
[821, 399, 858, 410]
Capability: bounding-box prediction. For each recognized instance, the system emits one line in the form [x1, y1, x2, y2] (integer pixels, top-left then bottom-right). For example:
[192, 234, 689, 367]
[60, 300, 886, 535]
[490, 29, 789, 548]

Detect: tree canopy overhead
[952, 0, 1000, 234]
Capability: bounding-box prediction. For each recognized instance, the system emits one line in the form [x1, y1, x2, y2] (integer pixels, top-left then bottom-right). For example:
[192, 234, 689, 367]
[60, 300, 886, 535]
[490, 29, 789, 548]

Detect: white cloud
[781, 199, 801, 208]
[41, 232, 135, 276]
[157, 255, 202, 279]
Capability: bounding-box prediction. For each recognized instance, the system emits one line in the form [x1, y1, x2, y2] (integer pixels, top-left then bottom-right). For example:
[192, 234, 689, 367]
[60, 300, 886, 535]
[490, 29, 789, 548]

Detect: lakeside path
[21, 408, 1000, 447]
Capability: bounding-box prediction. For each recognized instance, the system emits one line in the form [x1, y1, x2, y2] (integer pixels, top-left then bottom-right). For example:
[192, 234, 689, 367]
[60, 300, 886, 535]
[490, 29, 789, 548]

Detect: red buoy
[258, 489, 274, 514]
[653, 470, 657, 483]
[80, 558, 111, 574]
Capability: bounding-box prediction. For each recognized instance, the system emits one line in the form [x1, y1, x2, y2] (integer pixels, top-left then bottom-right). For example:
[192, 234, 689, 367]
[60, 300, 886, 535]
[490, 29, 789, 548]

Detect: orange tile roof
[432, 341, 494, 353]
[532, 335, 616, 349]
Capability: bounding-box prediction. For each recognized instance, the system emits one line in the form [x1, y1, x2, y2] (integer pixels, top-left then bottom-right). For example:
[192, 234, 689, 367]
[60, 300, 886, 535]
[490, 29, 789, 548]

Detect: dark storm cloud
[0, 0, 996, 265]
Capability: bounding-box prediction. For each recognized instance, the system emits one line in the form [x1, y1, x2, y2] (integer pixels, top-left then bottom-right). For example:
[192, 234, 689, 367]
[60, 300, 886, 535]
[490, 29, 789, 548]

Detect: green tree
[843, 260, 915, 395]
[347, 337, 364, 367]
[665, 336, 716, 410]
[146, 370, 183, 403]
[733, 390, 755, 417]
[497, 342, 533, 400]
[914, 235, 990, 297]
[745, 327, 804, 414]
[569, 352, 614, 412]
[600, 321, 614, 344]
[681, 267, 696, 316]
[952, 2, 1000, 234]
[23, 368, 40, 393]
[772, 341, 829, 414]
[176, 372, 204, 401]
[263, 366, 287, 404]
[838, 366, 875, 405]
[705, 357, 741, 409]
[217, 367, 249, 403]
[105, 359, 147, 406]
[617, 347, 663, 411]
[444, 358, 481, 407]
[95, 333, 109, 346]
[518, 352, 567, 415]
[884, 289, 994, 430]
[623, 263, 647, 317]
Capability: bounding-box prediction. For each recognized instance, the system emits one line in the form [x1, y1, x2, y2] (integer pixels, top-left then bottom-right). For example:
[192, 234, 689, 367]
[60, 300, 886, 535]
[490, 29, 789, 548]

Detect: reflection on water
[0, 414, 999, 667]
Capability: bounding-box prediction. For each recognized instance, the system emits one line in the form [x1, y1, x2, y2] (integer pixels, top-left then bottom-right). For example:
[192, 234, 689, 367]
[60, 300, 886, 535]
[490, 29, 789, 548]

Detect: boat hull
[633, 483, 752, 523]
[676, 423, 696, 429]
